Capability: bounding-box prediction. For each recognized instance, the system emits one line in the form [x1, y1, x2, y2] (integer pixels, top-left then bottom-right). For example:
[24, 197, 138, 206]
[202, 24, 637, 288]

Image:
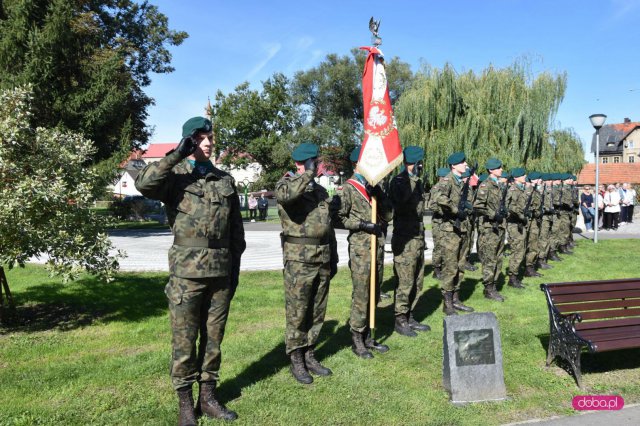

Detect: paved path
[506, 403, 640, 426]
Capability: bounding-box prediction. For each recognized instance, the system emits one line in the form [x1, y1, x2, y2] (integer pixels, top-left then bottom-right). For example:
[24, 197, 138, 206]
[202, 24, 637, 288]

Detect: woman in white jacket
[603, 184, 621, 230]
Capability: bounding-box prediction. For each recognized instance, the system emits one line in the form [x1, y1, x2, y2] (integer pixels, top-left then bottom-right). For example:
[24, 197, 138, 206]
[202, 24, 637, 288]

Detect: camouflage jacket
[434, 172, 470, 232]
[389, 170, 426, 238]
[335, 174, 392, 246]
[529, 185, 543, 219]
[135, 150, 246, 278]
[553, 184, 573, 212]
[427, 179, 447, 220]
[506, 183, 527, 223]
[473, 177, 505, 228]
[540, 184, 553, 217]
[275, 170, 338, 265]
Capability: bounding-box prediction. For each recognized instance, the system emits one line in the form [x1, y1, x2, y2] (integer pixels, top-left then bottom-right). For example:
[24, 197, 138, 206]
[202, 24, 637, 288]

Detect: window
[614, 157, 620, 163]
[602, 157, 608, 164]
[630, 156, 635, 163]
[122, 181, 128, 187]
[629, 141, 635, 148]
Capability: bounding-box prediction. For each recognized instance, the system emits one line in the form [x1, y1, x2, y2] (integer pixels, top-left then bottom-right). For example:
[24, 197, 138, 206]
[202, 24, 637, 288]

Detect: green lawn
[1, 239, 640, 425]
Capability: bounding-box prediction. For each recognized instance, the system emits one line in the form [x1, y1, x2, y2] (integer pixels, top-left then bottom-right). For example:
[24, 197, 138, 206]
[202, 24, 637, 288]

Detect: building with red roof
[577, 163, 640, 186]
[591, 118, 640, 164]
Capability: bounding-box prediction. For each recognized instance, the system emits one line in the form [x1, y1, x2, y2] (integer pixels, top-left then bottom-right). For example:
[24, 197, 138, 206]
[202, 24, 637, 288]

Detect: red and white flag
[357, 46, 403, 186]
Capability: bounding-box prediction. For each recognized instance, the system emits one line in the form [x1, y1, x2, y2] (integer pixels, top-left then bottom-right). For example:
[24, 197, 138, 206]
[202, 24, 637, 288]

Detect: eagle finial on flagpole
[369, 16, 382, 47]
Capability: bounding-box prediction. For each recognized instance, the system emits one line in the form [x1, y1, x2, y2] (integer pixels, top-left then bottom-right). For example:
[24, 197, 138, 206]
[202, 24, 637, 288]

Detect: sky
[145, 0, 640, 162]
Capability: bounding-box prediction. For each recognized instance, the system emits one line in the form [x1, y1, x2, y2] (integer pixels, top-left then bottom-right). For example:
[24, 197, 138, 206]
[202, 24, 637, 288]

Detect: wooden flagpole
[369, 196, 377, 335]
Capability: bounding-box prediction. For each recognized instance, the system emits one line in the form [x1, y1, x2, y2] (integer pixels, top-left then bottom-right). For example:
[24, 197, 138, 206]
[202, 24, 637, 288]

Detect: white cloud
[246, 43, 282, 79]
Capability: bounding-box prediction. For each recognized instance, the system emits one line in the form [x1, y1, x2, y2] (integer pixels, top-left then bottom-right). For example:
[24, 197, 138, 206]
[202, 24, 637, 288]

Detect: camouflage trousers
[283, 260, 330, 354]
[507, 222, 528, 276]
[538, 216, 553, 259]
[348, 240, 384, 333]
[165, 275, 232, 391]
[477, 222, 506, 285]
[392, 235, 425, 316]
[525, 219, 541, 267]
[431, 220, 443, 268]
[551, 214, 565, 250]
[440, 226, 466, 292]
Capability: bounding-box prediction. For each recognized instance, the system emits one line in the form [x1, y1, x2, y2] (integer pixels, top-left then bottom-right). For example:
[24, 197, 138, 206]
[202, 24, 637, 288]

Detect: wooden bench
[540, 278, 640, 388]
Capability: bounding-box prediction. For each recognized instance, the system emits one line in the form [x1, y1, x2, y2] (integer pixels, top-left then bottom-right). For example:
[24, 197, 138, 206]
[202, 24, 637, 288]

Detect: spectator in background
[258, 190, 269, 221]
[248, 193, 258, 222]
[596, 184, 606, 229]
[580, 186, 595, 231]
[603, 184, 621, 230]
[621, 183, 635, 223]
[627, 184, 636, 223]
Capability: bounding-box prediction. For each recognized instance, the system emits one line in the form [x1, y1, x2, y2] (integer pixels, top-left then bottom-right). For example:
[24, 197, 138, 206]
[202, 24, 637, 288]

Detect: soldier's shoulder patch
[443, 177, 450, 181]
[479, 183, 487, 188]
[509, 188, 515, 191]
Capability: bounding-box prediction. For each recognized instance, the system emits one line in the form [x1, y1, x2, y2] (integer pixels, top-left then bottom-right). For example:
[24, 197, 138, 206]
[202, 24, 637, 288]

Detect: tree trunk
[0, 266, 15, 323]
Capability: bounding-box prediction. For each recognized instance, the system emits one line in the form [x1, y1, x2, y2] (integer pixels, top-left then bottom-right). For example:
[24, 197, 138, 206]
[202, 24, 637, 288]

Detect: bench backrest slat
[575, 317, 640, 331]
[557, 298, 640, 313]
[551, 290, 640, 304]
[547, 281, 640, 296]
[576, 307, 640, 321]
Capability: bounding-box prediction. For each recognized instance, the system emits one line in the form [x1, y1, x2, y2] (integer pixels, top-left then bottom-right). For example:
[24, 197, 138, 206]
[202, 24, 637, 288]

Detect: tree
[0, 86, 122, 284]
[210, 74, 302, 190]
[0, 0, 187, 165]
[395, 60, 584, 182]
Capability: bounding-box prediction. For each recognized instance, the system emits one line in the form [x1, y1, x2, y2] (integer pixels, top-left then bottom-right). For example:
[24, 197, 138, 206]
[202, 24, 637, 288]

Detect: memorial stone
[443, 312, 507, 404]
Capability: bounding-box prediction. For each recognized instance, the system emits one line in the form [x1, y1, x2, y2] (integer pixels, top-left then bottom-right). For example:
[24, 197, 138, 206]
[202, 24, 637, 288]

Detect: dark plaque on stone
[443, 312, 506, 404]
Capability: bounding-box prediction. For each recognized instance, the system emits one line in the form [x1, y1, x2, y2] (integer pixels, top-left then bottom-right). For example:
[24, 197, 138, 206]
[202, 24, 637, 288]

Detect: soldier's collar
[452, 173, 462, 184]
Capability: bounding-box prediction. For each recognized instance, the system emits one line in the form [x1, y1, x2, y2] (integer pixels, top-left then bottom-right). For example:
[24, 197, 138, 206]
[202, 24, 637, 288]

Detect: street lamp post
[589, 114, 607, 243]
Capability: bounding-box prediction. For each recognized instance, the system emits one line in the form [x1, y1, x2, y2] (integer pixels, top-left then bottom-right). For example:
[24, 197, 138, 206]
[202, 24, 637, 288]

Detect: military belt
[173, 236, 230, 249]
[283, 236, 330, 245]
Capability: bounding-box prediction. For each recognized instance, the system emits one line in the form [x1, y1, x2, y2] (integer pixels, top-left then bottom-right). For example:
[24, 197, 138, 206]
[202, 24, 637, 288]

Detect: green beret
[501, 171, 511, 179]
[541, 173, 551, 181]
[478, 173, 488, 183]
[511, 167, 526, 178]
[349, 146, 361, 163]
[447, 151, 465, 165]
[291, 142, 319, 162]
[437, 167, 450, 177]
[403, 146, 424, 164]
[563, 173, 572, 181]
[182, 116, 213, 138]
[528, 171, 541, 180]
[485, 157, 502, 170]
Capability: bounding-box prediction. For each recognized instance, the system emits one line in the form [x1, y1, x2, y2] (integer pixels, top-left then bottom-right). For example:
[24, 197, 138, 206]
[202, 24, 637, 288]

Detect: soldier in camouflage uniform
[536, 174, 555, 268]
[428, 167, 451, 279]
[389, 146, 431, 337]
[275, 142, 338, 385]
[556, 174, 575, 255]
[523, 172, 543, 277]
[460, 169, 478, 271]
[569, 175, 579, 248]
[505, 168, 530, 288]
[473, 158, 507, 302]
[335, 146, 392, 358]
[135, 117, 245, 424]
[548, 173, 564, 261]
[434, 152, 475, 315]
[561, 174, 577, 252]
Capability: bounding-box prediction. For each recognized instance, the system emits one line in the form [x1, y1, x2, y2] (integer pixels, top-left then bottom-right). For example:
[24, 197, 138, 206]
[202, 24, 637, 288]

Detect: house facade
[591, 118, 640, 164]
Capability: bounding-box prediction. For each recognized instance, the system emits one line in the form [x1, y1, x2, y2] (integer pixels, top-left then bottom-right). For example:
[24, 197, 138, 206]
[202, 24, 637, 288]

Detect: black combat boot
[351, 329, 374, 359]
[433, 265, 442, 279]
[408, 313, 431, 332]
[289, 349, 313, 384]
[304, 346, 332, 376]
[483, 283, 505, 302]
[524, 266, 542, 277]
[559, 244, 573, 255]
[452, 291, 474, 312]
[176, 387, 197, 426]
[548, 250, 562, 261]
[365, 328, 390, 353]
[196, 382, 237, 421]
[464, 261, 477, 271]
[442, 291, 458, 316]
[537, 259, 552, 270]
[394, 314, 418, 337]
[508, 274, 525, 289]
